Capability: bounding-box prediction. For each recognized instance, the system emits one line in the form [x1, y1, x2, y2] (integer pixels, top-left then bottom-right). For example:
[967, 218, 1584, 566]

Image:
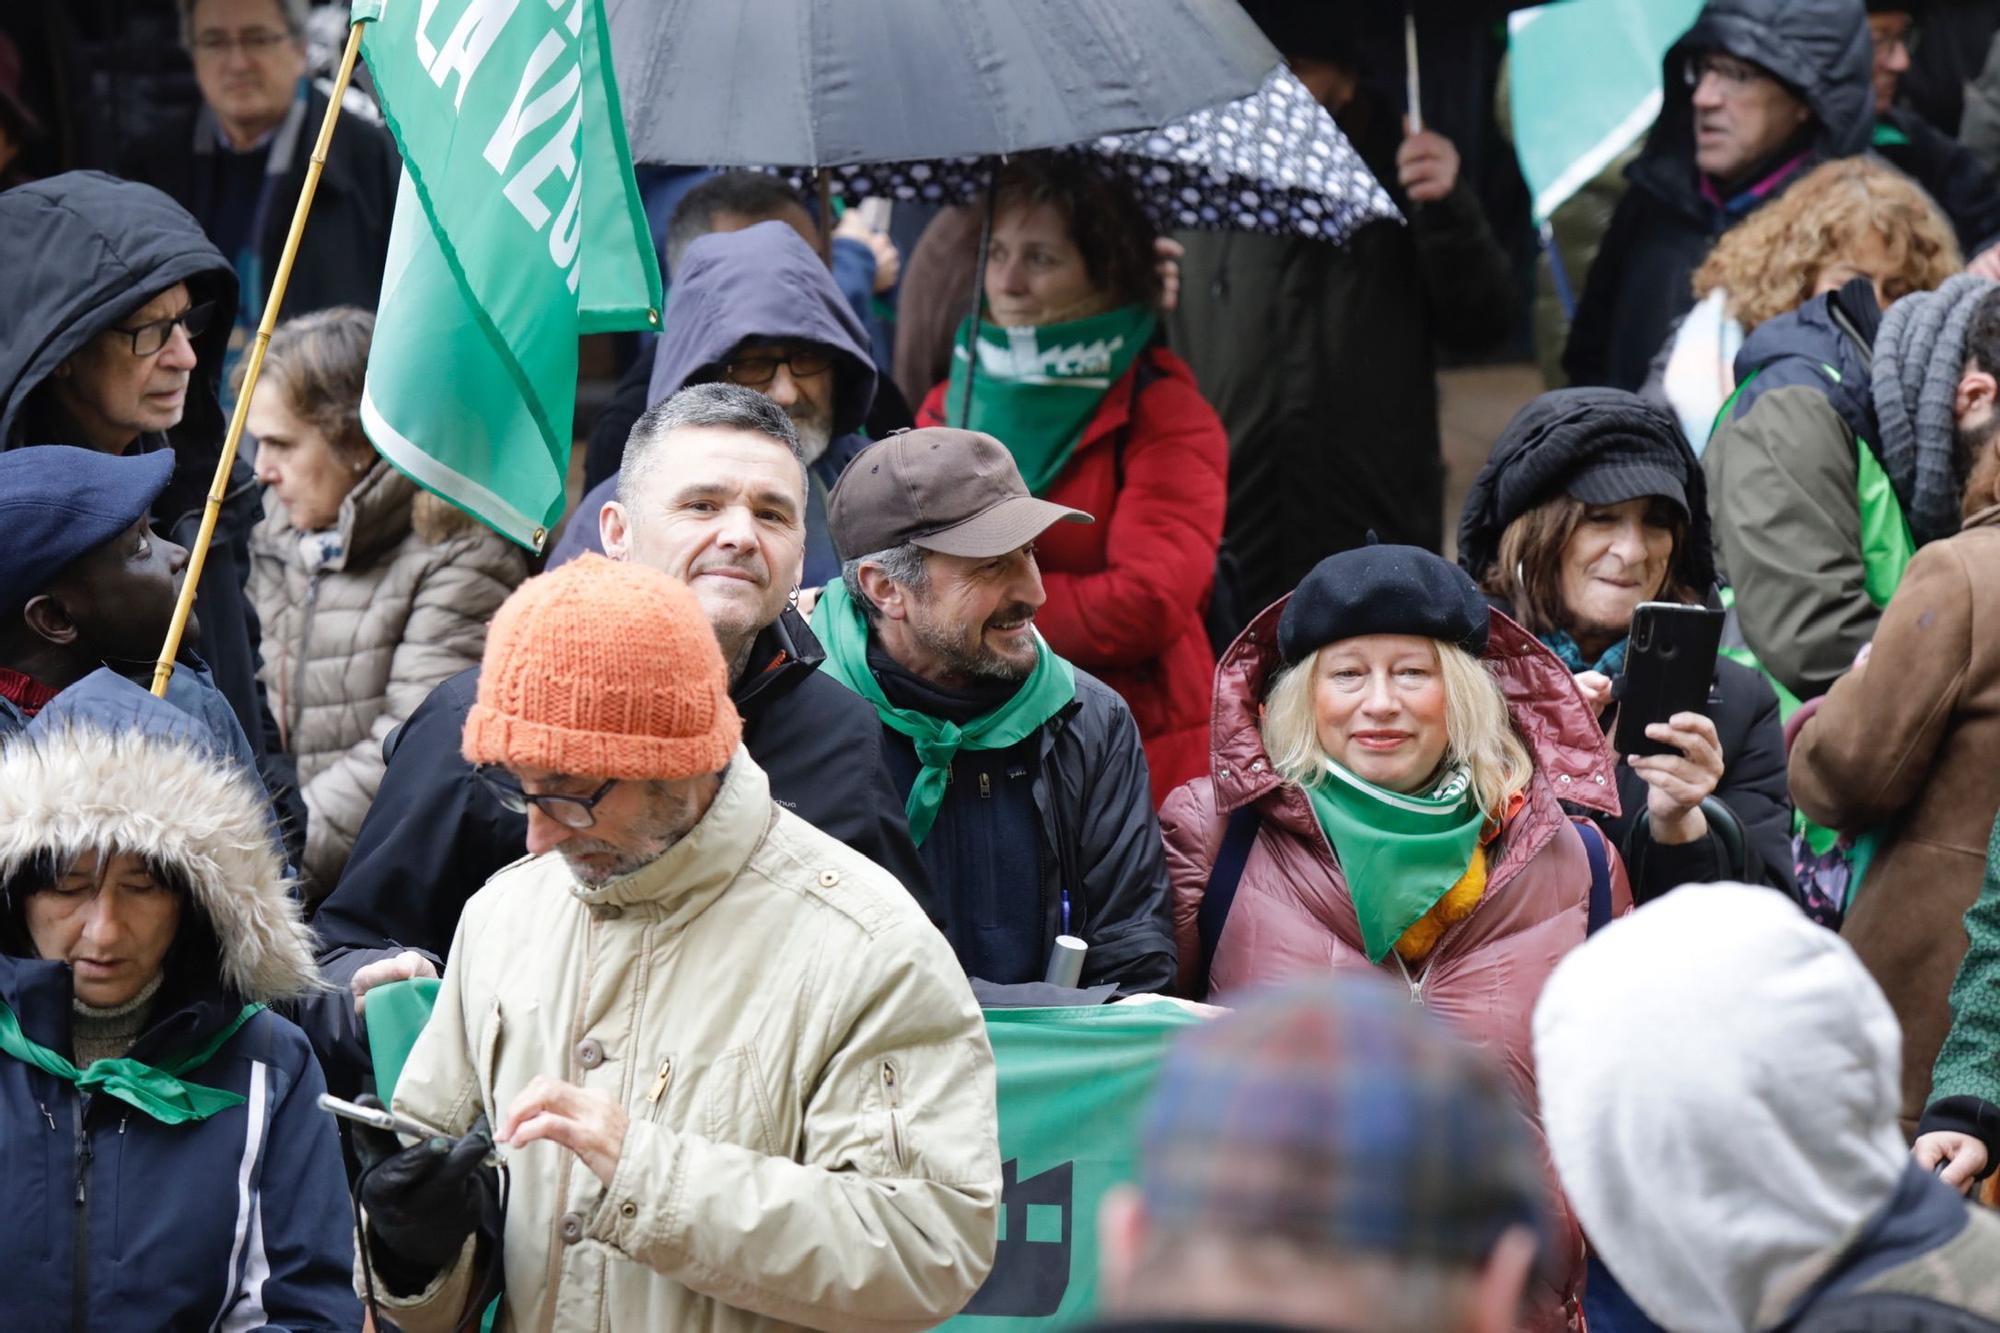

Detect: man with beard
[814, 428, 1176, 994]
[1708, 274, 2000, 704]
[552, 218, 880, 587]
[317, 386, 927, 1094]
[349, 553, 1000, 1333]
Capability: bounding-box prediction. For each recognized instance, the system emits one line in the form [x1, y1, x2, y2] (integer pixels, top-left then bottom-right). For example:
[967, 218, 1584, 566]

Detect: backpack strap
[1574, 817, 1615, 935]
[1194, 803, 1261, 997]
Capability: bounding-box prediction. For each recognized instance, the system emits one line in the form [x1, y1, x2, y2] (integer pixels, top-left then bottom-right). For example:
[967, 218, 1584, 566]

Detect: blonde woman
[1160, 543, 1627, 1333]
[1655, 156, 1961, 452]
[245, 308, 526, 901]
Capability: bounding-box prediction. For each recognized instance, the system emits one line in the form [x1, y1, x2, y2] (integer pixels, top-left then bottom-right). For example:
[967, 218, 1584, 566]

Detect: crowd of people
[15, 0, 2000, 1329]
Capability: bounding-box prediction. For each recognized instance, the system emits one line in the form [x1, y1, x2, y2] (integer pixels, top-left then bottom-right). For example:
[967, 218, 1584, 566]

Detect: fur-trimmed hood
[0, 672, 317, 1003]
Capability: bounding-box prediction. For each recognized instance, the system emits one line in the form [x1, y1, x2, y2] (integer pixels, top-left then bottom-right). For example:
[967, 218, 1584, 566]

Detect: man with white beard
[552, 217, 883, 585]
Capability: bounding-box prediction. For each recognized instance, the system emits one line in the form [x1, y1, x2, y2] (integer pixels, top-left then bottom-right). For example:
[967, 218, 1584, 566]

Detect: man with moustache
[551, 218, 881, 588]
[814, 429, 1176, 994]
[317, 386, 928, 1089]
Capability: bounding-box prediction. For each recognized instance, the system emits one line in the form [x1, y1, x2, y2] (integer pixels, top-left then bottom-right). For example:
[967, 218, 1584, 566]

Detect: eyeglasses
[721, 348, 833, 388]
[1683, 52, 1767, 91]
[191, 28, 296, 57]
[475, 767, 621, 830]
[111, 301, 216, 358]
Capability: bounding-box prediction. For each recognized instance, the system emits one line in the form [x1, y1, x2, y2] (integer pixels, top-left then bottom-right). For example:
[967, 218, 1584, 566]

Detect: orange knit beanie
[462, 554, 742, 780]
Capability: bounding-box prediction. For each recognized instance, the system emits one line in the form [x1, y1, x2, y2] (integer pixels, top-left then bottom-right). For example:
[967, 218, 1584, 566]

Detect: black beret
[1278, 541, 1489, 665]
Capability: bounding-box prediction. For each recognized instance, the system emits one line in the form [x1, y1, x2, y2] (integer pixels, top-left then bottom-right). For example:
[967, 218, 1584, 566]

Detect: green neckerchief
[811, 579, 1076, 844]
[944, 305, 1157, 494]
[1304, 761, 1486, 965]
[0, 997, 262, 1125]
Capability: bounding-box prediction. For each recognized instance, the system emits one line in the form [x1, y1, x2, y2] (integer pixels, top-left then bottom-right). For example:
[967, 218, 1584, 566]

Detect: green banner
[947, 1001, 1205, 1329]
[1508, 0, 1704, 222]
[351, 0, 661, 550]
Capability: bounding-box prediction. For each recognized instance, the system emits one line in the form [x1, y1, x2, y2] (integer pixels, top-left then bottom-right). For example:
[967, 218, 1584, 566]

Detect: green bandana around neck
[811, 579, 1076, 844]
[0, 997, 261, 1124]
[944, 305, 1158, 494]
[1304, 761, 1487, 964]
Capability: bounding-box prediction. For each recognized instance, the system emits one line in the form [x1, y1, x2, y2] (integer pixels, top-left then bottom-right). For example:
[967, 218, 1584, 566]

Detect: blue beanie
[0, 446, 175, 617]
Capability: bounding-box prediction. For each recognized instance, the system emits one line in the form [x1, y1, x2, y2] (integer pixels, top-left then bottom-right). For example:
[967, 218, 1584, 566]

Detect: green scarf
[944, 305, 1157, 494]
[1305, 762, 1487, 964]
[0, 997, 262, 1124]
[812, 580, 1076, 845]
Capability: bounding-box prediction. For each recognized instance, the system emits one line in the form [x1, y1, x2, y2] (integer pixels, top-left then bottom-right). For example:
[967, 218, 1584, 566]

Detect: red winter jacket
[920, 346, 1227, 807]
[1159, 597, 1630, 1333]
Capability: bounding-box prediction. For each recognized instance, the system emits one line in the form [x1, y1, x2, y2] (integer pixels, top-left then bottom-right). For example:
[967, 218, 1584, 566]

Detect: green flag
[351, 0, 661, 551]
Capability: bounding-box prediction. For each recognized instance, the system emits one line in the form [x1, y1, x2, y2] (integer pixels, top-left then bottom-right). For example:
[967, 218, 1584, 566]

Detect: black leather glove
[352, 1097, 501, 1290]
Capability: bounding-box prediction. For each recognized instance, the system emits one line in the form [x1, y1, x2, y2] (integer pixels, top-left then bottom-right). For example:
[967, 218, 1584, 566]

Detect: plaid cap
[1140, 975, 1547, 1267]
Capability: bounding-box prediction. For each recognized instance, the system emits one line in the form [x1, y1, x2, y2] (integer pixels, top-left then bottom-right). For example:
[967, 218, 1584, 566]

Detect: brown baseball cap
[828, 428, 1092, 560]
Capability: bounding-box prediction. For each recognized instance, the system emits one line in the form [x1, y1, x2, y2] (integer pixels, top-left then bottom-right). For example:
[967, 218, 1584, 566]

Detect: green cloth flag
[352, 0, 661, 551]
[945, 307, 1156, 495]
[1304, 762, 1485, 964]
[943, 1001, 1206, 1329]
[1507, 0, 1703, 221]
[0, 999, 262, 1124]
[812, 579, 1076, 845]
[364, 975, 444, 1098]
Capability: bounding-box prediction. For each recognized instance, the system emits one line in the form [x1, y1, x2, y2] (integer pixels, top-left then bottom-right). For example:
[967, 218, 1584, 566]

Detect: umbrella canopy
[607, 0, 1278, 168]
[794, 67, 1403, 244]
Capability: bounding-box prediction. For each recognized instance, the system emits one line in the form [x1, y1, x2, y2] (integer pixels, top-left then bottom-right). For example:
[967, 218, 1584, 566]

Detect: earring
[787, 586, 801, 609]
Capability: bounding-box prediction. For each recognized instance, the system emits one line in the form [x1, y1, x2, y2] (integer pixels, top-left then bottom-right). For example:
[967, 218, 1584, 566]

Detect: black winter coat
[1564, 0, 1875, 391]
[1874, 108, 2000, 256]
[121, 88, 400, 317]
[310, 610, 932, 1092]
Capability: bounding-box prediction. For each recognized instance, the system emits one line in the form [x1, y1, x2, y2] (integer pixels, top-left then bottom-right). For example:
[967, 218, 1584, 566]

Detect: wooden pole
[151, 22, 368, 697]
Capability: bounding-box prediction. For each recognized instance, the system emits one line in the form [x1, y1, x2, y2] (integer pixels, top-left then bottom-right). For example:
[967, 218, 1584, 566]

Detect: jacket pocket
[880, 1059, 908, 1171]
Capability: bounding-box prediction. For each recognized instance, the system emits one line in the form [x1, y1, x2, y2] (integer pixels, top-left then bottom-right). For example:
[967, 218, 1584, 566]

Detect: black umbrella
[604, 0, 1279, 168]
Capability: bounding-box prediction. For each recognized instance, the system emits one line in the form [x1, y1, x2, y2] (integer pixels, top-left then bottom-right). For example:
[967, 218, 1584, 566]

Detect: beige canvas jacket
[370, 748, 1001, 1333]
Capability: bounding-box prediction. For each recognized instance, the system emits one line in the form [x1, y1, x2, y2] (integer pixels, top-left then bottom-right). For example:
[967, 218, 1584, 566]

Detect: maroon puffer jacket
[1160, 597, 1628, 1333]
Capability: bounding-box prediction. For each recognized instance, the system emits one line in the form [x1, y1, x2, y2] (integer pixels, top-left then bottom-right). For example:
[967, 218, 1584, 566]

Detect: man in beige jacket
[352, 553, 1001, 1332]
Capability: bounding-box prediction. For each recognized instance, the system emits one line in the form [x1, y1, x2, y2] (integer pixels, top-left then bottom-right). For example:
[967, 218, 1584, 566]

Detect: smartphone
[1613, 602, 1725, 758]
[857, 198, 892, 233]
[318, 1094, 507, 1164]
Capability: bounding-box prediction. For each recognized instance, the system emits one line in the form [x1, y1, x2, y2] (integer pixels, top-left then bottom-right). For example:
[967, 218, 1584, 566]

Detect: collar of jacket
[1965, 501, 2000, 533]
[731, 607, 823, 714]
[191, 84, 360, 203]
[565, 743, 774, 916]
[257, 459, 415, 570]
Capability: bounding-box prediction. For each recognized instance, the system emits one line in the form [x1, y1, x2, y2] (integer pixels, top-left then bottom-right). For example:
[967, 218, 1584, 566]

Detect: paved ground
[1438, 361, 1548, 561]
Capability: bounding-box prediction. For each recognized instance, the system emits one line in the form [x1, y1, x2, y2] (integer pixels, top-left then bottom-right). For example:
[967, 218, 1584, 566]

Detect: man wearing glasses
[1864, 5, 2000, 270]
[0, 171, 295, 843]
[1564, 0, 1875, 392]
[553, 218, 884, 589]
[123, 0, 399, 367]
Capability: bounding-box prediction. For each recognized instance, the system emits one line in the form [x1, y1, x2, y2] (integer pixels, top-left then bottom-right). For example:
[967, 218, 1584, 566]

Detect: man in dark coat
[315, 384, 930, 1092]
[553, 220, 884, 589]
[819, 429, 1177, 995]
[121, 0, 398, 348]
[1867, 4, 2000, 259]
[1565, 0, 1875, 391]
[0, 171, 285, 791]
[1165, 2, 1517, 635]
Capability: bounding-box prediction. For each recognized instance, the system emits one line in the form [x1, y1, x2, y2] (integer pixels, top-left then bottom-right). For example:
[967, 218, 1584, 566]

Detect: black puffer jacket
[309, 609, 932, 1092]
[0, 172, 296, 836]
[1564, 0, 1874, 390]
[1459, 387, 1796, 904]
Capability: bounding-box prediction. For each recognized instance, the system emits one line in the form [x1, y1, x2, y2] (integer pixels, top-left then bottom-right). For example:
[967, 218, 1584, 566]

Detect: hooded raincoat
[551, 220, 878, 585]
[1536, 883, 2000, 1332]
[1564, 0, 1874, 391]
[0, 672, 357, 1331]
[0, 172, 276, 767]
[1158, 598, 1629, 1333]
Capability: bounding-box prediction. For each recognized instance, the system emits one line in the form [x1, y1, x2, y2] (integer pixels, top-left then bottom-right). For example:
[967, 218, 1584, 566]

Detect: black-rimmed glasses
[112, 300, 217, 357]
[721, 348, 833, 387]
[475, 767, 620, 830]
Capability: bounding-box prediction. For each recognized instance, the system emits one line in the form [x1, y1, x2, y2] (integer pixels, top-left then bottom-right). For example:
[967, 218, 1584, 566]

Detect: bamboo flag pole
[150, 21, 368, 697]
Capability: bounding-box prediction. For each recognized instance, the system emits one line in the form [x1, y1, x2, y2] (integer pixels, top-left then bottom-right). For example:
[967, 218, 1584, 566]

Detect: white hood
[1532, 884, 1906, 1332]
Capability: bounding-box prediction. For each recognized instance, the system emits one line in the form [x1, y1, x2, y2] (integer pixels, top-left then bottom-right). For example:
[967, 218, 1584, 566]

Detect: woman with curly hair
[1654, 156, 1961, 452]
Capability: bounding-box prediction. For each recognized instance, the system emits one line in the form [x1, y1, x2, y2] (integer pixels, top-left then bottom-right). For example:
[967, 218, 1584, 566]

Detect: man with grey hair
[123, 0, 398, 366]
[814, 427, 1176, 994]
[313, 382, 928, 1093]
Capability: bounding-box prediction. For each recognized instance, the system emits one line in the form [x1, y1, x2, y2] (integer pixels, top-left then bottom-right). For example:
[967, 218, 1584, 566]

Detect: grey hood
[0, 671, 318, 1004]
[646, 218, 876, 437]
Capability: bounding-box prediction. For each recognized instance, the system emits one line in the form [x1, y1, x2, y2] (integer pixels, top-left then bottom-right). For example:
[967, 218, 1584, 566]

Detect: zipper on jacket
[1393, 953, 1425, 1007]
[72, 1094, 92, 1332]
[978, 772, 991, 799]
[645, 1056, 674, 1120]
[38, 1101, 54, 1131]
[880, 1061, 908, 1169]
[284, 571, 325, 749]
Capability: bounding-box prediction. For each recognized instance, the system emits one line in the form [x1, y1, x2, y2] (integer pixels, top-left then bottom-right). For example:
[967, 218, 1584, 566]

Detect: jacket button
[620, 1201, 638, 1219]
[819, 870, 839, 887]
[558, 1211, 585, 1244]
[575, 1038, 605, 1069]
